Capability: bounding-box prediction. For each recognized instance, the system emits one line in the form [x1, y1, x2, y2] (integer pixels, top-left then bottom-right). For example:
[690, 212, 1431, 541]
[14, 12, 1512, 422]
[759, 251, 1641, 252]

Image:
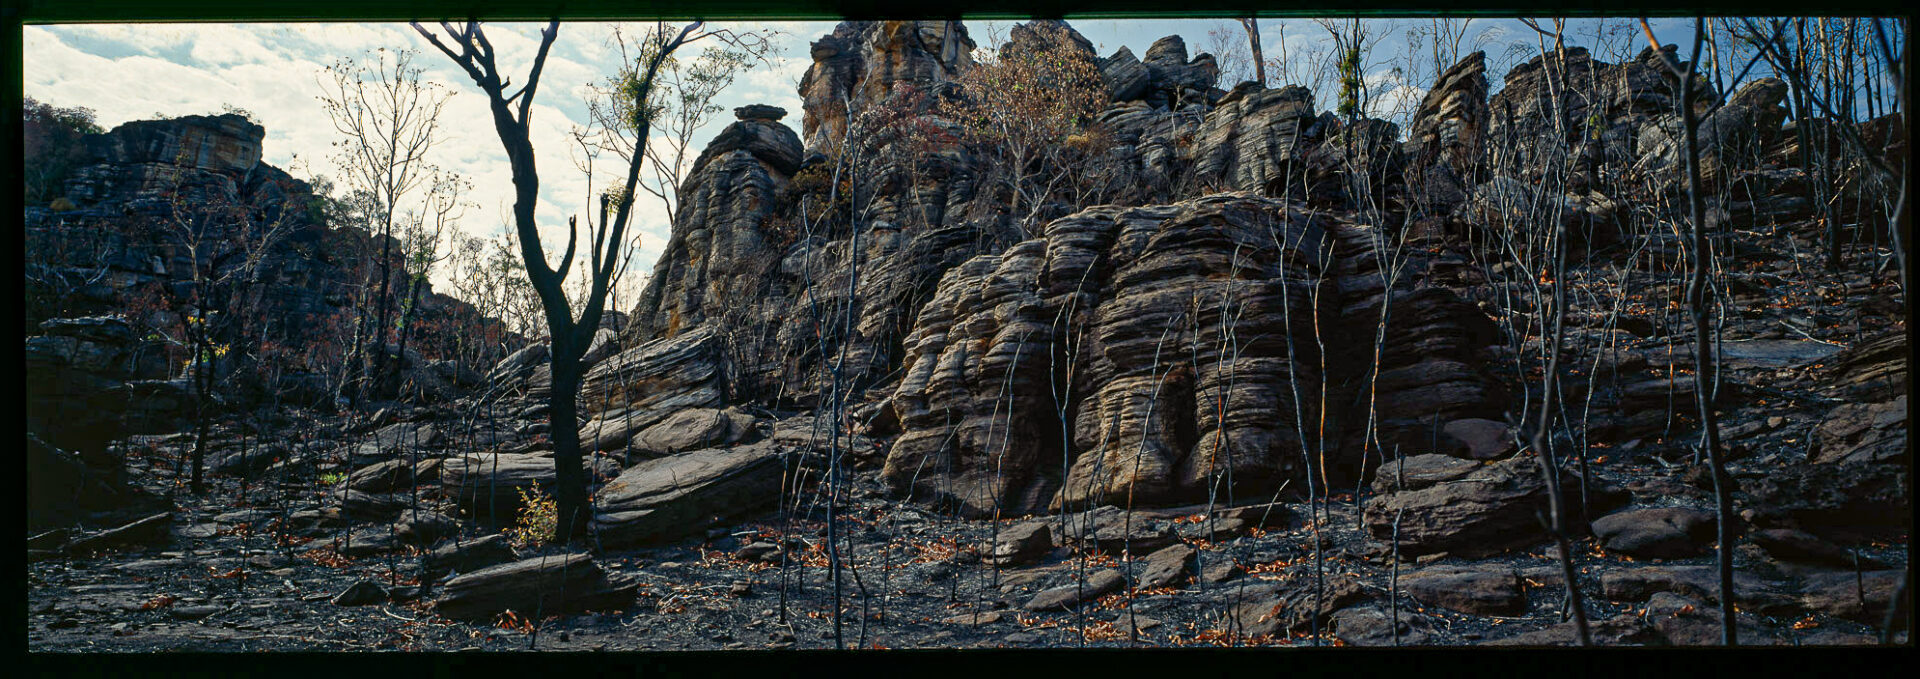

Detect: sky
[22, 17, 1737, 305]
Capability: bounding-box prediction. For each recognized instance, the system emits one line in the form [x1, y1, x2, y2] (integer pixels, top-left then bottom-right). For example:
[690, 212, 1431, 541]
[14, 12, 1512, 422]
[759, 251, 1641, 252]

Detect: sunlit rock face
[798, 20, 975, 156]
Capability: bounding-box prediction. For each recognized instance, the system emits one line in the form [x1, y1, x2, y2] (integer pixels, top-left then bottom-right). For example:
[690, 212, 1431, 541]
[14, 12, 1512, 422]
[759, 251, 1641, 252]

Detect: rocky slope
[24, 19, 1910, 650]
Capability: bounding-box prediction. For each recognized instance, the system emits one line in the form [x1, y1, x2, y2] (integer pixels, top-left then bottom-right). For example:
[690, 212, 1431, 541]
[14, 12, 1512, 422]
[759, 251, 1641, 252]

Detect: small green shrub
[508, 482, 558, 549]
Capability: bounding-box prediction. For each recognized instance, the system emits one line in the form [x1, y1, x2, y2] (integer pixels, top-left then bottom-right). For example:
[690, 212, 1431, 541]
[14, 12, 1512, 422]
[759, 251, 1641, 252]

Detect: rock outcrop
[590, 441, 789, 548]
[25, 113, 516, 426]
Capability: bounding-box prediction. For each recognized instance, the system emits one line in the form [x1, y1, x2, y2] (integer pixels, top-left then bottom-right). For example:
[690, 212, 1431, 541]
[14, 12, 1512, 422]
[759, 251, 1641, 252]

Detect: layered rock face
[616, 21, 1007, 412]
[1402, 51, 1489, 216]
[879, 194, 1506, 516]
[598, 21, 1515, 517]
[623, 107, 803, 349]
[611, 20, 1428, 419]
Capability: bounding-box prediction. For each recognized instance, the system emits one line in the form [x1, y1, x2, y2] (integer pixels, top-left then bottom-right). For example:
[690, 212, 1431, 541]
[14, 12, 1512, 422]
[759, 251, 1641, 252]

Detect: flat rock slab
[354, 422, 440, 459]
[1750, 528, 1858, 567]
[1797, 570, 1903, 623]
[1024, 569, 1126, 611]
[1330, 604, 1432, 646]
[433, 553, 635, 620]
[1591, 507, 1716, 559]
[1641, 592, 1782, 646]
[626, 407, 760, 458]
[332, 580, 389, 607]
[1599, 566, 1796, 614]
[1813, 395, 1907, 465]
[1372, 454, 1483, 493]
[1487, 614, 1655, 646]
[1400, 565, 1527, 616]
[1054, 505, 1179, 554]
[425, 534, 519, 580]
[1719, 339, 1844, 369]
[591, 442, 785, 549]
[441, 452, 621, 520]
[64, 512, 172, 553]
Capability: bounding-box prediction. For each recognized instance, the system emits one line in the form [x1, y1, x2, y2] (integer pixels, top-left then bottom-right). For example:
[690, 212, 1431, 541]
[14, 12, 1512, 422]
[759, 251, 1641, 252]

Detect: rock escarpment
[879, 194, 1508, 516]
[25, 115, 507, 453]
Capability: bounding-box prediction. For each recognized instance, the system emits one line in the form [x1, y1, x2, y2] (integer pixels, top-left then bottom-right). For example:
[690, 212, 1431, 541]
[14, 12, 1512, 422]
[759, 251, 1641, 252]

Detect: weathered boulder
[440, 452, 621, 520]
[332, 580, 389, 607]
[884, 196, 1334, 516]
[28, 433, 161, 529]
[1740, 462, 1910, 537]
[989, 521, 1053, 567]
[1819, 330, 1905, 402]
[798, 20, 973, 154]
[1400, 565, 1528, 616]
[25, 316, 178, 454]
[1097, 47, 1150, 102]
[1362, 454, 1627, 557]
[432, 553, 636, 620]
[1441, 419, 1515, 460]
[1591, 507, 1717, 559]
[1598, 566, 1796, 614]
[1797, 570, 1904, 623]
[424, 534, 519, 580]
[1486, 44, 1710, 186]
[1052, 505, 1180, 554]
[346, 457, 441, 493]
[1135, 543, 1196, 590]
[29, 113, 514, 415]
[1138, 36, 1219, 109]
[1749, 528, 1858, 567]
[351, 421, 440, 459]
[1185, 85, 1319, 194]
[591, 442, 787, 548]
[1370, 454, 1482, 493]
[1330, 603, 1434, 646]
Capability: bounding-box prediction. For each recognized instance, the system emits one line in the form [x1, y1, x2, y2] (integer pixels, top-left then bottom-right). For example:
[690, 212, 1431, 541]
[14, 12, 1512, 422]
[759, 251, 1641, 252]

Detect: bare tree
[1243, 17, 1267, 86]
[318, 48, 453, 408]
[581, 26, 776, 226]
[414, 19, 766, 542]
[1643, 16, 1738, 646]
[159, 148, 300, 495]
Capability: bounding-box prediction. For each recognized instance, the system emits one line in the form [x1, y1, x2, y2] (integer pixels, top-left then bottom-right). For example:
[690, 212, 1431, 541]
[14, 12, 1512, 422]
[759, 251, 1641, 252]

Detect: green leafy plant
[507, 482, 558, 549]
[319, 471, 347, 486]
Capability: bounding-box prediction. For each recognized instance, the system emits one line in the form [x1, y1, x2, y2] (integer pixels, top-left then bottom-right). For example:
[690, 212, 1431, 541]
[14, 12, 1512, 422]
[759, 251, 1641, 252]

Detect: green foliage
[508, 482, 558, 548]
[1337, 44, 1364, 119]
[319, 471, 347, 486]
